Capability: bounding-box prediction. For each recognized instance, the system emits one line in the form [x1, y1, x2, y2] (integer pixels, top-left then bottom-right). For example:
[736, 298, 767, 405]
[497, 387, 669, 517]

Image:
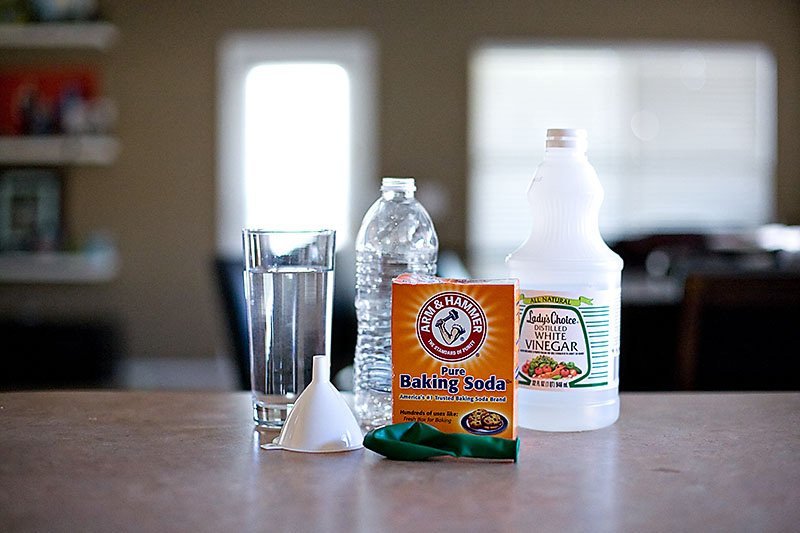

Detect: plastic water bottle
[507, 129, 623, 431]
[354, 177, 438, 429]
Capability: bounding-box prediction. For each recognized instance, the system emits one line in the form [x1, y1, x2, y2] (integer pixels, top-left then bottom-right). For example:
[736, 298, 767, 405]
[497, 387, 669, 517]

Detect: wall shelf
[0, 21, 122, 285]
[0, 250, 119, 283]
[0, 135, 120, 165]
[0, 22, 119, 49]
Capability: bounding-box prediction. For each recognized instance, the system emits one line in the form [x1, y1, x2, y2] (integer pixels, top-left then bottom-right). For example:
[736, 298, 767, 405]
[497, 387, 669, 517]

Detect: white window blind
[468, 44, 776, 277]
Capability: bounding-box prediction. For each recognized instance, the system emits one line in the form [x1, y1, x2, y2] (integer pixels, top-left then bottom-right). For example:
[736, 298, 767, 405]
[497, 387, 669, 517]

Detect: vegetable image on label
[520, 356, 582, 381]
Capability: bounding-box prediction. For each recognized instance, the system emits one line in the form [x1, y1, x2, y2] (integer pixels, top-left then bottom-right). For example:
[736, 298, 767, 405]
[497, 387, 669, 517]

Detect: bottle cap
[546, 128, 588, 151]
[381, 177, 416, 192]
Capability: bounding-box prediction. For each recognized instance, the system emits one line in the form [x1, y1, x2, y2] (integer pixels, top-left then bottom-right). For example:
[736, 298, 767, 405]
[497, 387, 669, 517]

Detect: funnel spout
[312, 354, 330, 383]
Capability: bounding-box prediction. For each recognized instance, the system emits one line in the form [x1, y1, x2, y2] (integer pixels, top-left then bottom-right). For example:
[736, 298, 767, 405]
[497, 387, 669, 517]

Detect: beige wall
[3, 0, 799, 360]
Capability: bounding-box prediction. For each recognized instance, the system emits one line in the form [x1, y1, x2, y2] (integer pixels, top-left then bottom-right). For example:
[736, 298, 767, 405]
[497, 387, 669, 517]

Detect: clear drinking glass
[243, 229, 335, 427]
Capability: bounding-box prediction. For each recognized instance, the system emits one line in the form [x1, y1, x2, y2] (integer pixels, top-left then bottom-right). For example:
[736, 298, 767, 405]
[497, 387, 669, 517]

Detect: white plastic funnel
[269, 355, 363, 453]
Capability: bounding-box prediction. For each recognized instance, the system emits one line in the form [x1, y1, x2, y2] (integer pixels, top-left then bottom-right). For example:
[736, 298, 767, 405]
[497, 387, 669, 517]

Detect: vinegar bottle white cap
[546, 128, 588, 151]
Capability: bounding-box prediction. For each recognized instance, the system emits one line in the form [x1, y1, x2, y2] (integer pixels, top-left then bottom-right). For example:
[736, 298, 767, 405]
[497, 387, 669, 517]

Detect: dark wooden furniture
[677, 271, 800, 390]
[0, 318, 118, 390]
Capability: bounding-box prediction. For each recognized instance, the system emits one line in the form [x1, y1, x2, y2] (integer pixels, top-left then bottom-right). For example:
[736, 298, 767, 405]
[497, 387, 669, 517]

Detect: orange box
[391, 274, 518, 439]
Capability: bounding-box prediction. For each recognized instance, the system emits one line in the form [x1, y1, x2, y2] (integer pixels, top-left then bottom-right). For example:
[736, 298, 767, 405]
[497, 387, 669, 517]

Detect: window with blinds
[467, 44, 776, 277]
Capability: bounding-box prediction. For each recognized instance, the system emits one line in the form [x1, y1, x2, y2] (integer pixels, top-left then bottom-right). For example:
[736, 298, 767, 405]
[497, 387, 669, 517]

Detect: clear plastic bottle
[354, 177, 438, 429]
[507, 129, 623, 431]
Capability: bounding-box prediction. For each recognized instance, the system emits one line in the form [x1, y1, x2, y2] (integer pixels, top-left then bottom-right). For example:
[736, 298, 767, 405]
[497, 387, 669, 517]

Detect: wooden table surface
[1, 391, 798, 532]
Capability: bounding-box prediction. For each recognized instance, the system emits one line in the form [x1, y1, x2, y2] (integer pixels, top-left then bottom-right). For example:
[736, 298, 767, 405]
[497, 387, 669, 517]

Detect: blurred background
[0, 0, 798, 392]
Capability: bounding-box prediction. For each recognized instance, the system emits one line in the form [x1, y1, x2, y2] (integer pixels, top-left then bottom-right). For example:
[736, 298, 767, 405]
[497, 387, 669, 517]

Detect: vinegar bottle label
[516, 289, 620, 391]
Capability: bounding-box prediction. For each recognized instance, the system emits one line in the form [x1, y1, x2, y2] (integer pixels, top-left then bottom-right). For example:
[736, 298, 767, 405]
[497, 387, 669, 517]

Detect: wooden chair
[214, 257, 250, 390]
[676, 271, 800, 390]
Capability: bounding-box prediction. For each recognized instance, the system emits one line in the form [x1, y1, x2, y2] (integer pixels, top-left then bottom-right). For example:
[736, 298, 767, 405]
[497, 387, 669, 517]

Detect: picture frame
[0, 167, 63, 252]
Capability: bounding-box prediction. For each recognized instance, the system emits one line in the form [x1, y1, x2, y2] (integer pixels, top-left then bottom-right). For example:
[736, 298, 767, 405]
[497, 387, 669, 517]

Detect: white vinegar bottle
[507, 129, 623, 431]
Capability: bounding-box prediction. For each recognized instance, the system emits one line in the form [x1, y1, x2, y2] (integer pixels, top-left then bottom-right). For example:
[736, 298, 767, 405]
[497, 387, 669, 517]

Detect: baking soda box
[391, 274, 518, 439]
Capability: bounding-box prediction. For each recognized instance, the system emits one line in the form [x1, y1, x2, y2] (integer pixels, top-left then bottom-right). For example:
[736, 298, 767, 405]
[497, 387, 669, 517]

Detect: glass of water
[243, 229, 335, 428]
